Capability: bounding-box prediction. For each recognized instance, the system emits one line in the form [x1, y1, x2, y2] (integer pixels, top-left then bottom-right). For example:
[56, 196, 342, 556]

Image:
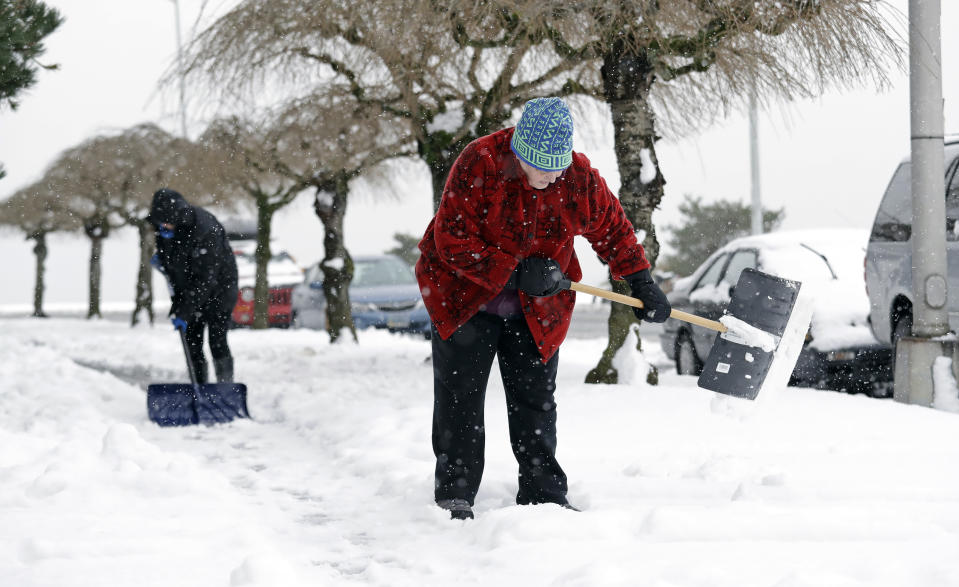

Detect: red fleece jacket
[416, 128, 650, 361]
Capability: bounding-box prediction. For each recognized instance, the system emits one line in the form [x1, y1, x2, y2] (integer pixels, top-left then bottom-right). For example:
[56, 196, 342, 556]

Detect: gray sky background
[1, 0, 957, 307]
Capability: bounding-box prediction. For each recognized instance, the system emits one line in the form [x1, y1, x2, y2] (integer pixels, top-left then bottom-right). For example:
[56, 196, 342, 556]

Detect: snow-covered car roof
[683, 228, 868, 283]
[231, 239, 304, 288]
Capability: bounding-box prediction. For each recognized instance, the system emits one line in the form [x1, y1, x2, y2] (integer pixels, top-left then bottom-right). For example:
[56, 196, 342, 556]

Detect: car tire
[886, 311, 913, 398]
[675, 331, 703, 376]
[866, 379, 894, 399]
[892, 311, 912, 347]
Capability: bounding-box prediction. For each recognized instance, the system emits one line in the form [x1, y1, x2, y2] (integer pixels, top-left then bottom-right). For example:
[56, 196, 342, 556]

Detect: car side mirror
[309, 280, 323, 290]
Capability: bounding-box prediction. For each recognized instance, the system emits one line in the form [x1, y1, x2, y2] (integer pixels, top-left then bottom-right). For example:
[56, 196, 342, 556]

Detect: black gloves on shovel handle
[508, 257, 568, 297]
[508, 259, 670, 322]
[625, 269, 671, 323]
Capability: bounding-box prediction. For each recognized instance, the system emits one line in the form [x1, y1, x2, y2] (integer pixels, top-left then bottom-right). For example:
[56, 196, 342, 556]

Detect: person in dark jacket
[416, 97, 671, 520]
[148, 188, 239, 384]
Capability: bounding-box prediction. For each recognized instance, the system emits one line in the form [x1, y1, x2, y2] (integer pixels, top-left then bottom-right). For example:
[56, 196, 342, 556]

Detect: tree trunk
[131, 220, 155, 326]
[584, 280, 650, 383]
[84, 216, 109, 320]
[587, 42, 665, 385]
[87, 235, 103, 319]
[420, 131, 473, 212]
[313, 176, 357, 343]
[253, 199, 274, 330]
[31, 231, 48, 318]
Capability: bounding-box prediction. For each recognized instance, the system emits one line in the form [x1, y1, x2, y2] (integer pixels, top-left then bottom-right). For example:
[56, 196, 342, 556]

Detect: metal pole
[908, 0, 947, 338]
[894, 0, 951, 407]
[172, 0, 188, 138]
[748, 91, 762, 235]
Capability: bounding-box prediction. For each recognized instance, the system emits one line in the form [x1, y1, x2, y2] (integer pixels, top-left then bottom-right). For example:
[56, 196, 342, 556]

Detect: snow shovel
[147, 328, 250, 426]
[565, 268, 813, 400]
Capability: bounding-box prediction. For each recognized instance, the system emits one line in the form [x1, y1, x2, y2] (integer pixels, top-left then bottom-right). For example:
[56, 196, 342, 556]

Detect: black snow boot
[437, 499, 474, 520]
[192, 360, 209, 384]
[213, 356, 234, 383]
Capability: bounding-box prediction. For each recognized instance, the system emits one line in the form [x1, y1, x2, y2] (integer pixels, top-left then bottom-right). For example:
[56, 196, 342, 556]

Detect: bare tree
[193, 115, 314, 329]
[87, 124, 200, 326]
[42, 142, 125, 319]
[175, 0, 594, 209]
[194, 93, 415, 339]
[0, 178, 79, 316]
[40, 125, 205, 323]
[269, 93, 415, 342]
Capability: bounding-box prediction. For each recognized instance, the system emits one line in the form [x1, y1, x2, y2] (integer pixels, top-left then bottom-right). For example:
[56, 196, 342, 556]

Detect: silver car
[291, 254, 430, 336]
[864, 138, 959, 345]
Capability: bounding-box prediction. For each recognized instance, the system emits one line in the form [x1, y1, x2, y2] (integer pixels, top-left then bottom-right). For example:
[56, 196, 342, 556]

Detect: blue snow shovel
[146, 257, 250, 426]
[146, 328, 250, 426]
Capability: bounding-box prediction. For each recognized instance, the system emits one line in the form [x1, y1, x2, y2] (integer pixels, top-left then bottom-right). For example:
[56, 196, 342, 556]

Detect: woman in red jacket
[416, 97, 670, 520]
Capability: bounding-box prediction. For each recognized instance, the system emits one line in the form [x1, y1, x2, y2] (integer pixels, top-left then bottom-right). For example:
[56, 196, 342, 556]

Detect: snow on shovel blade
[147, 383, 250, 426]
[698, 268, 810, 400]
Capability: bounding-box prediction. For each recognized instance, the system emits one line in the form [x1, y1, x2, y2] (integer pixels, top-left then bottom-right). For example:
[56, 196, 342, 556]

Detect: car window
[693, 254, 728, 291]
[870, 162, 912, 242]
[305, 264, 322, 283]
[688, 254, 730, 305]
[947, 156, 959, 241]
[721, 250, 758, 287]
[353, 257, 416, 287]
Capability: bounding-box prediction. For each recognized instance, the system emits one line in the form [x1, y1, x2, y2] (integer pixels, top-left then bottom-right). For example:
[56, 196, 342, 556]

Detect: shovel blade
[147, 383, 249, 426]
[698, 339, 775, 400]
[698, 268, 802, 399]
[196, 383, 250, 424]
[147, 383, 198, 426]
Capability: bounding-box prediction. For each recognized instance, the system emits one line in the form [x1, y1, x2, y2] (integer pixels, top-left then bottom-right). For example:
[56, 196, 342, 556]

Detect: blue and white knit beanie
[510, 97, 573, 171]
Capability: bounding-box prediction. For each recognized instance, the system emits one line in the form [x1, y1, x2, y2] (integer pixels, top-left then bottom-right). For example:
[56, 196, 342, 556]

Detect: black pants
[432, 311, 567, 506]
[184, 308, 232, 384]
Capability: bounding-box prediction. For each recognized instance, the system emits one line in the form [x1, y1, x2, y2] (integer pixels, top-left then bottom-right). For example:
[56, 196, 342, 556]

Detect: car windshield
[760, 242, 862, 284]
[352, 257, 416, 288]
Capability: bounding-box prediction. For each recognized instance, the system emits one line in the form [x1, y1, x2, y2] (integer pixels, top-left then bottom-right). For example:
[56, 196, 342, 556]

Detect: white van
[864, 139, 959, 345]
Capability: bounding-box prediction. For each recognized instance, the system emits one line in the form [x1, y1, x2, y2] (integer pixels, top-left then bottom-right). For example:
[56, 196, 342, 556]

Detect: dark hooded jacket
[148, 188, 238, 321]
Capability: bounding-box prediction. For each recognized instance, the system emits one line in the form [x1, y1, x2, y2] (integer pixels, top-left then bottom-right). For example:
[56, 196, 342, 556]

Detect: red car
[231, 284, 295, 328]
[229, 240, 303, 328]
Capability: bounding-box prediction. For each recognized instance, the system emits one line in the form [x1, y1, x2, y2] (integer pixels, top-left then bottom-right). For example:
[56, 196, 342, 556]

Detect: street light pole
[171, 0, 188, 138]
[895, 0, 953, 406]
[748, 91, 762, 235]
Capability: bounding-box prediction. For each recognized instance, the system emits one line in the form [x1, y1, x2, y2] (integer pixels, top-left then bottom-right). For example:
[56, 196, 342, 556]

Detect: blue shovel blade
[147, 383, 249, 426]
[194, 383, 249, 424]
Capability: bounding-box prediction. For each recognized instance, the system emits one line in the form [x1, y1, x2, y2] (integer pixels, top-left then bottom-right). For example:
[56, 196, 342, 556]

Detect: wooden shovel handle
[568, 281, 727, 334]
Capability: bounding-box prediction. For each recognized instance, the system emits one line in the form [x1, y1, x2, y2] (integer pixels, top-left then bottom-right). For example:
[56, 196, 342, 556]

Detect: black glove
[509, 257, 568, 297]
[626, 269, 670, 323]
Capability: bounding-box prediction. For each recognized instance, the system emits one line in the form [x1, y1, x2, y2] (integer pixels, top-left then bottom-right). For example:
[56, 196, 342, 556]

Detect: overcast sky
[1, 0, 957, 306]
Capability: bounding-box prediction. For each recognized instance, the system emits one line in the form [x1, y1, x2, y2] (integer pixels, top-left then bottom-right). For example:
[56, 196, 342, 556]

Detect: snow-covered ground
[3, 316, 959, 587]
